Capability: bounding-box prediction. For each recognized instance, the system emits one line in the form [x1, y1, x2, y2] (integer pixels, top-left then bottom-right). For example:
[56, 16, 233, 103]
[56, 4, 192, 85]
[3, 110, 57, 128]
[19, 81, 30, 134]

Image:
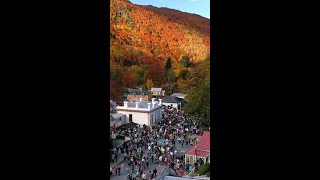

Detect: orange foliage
[121, 70, 137, 88]
[110, 0, 210, 96]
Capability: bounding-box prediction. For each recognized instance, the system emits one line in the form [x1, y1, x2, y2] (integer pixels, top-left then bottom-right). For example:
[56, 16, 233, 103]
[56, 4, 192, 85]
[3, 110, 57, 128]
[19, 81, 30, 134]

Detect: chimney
[124, 101, 128, 109]
[147, 103, 151, 111]
[136, 102, 139, 109]
[152, 101, 156, 108]
[159, 99, 162, 105]
[139, 98, 143, 102]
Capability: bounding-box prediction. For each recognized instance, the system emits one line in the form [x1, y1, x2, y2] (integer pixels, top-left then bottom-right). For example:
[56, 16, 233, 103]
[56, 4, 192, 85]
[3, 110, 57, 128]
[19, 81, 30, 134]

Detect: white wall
[117, 108, 162, 126]
[116, 110, 149, 126]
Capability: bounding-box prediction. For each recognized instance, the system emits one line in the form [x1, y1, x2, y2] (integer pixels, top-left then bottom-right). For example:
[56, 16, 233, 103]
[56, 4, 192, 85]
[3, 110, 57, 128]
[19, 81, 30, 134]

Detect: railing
[189, 167, 196, 176]
[157, 166, 169, 180]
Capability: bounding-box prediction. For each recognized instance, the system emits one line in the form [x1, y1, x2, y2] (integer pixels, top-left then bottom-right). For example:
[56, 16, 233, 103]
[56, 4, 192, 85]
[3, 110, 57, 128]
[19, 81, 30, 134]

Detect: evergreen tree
[165, 57, 172, 70]
[181, 56, 191, 68]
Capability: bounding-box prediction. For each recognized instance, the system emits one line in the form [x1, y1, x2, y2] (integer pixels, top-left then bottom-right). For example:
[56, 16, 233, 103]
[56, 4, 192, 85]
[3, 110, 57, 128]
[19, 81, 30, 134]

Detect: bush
[197, 163, 210, 176]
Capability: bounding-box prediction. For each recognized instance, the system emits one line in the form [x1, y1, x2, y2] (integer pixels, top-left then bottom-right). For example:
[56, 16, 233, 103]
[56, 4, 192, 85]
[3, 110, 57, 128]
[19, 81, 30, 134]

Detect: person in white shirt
[142, 172, 147, 180]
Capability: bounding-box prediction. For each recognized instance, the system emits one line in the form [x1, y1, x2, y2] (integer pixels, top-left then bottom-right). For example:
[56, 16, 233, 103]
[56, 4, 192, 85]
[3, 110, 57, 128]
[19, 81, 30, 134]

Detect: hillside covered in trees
[110, 0, 210, 102]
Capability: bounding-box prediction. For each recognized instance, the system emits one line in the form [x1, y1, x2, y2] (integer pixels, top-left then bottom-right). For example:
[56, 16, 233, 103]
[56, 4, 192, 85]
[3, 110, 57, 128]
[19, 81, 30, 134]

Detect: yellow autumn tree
[146, 78, 154, 90]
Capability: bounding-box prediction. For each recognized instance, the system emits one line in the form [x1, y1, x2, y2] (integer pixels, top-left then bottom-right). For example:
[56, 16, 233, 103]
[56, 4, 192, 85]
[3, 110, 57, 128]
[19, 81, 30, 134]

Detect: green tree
[183, 74, 210, 128]
[182, 56, 210, 128]
[181, 55, 191, 68]
[179, 68, 189, 80]
[165, 69, 176, 83]
[165, 57, 172, 70]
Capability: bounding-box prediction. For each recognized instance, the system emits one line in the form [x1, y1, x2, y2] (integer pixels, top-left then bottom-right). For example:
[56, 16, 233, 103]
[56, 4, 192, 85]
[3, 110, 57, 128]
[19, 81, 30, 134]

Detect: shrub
[197, 163, 210, 176]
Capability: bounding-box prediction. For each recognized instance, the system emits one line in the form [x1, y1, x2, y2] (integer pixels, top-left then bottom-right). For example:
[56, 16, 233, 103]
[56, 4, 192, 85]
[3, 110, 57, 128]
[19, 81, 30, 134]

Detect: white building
[161, 96, 184, 110]
[150, 88, 165, 97]
[116, 98, 162, 126]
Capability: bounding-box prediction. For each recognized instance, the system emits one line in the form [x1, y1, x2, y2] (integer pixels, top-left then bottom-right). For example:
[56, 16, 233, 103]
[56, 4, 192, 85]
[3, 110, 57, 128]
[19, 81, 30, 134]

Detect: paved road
[110, 133, 201, 180]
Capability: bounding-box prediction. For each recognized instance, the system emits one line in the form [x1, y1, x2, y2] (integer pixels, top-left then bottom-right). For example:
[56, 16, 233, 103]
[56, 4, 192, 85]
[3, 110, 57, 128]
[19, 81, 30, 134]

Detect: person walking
[127, 174, 132, 180]
[142, 172, 147, 180]
[118, 166, 121, 176]
[153, 168, 157, 177]
[112, 154, 115, 163]
[131, 163, 135, 173]
[114, 165, 118, 176]
[151, 153, 154, 164]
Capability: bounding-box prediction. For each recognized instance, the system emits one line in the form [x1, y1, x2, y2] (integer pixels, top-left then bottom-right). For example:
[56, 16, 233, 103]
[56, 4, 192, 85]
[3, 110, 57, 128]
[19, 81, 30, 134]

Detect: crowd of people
[110, 107, 202, 179]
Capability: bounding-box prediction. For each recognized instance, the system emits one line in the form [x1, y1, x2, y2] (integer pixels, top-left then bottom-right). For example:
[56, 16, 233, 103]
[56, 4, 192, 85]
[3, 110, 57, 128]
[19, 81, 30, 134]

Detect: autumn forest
[110, 0, 211, 118]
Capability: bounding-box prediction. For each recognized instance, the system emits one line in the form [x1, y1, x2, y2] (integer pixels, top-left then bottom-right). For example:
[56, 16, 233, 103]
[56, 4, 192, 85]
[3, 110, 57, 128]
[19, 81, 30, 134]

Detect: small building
[171, 93, 187, 99]
[150, 88, 165, 97]
[127, 88, 152, 102]
[110, 113, 126, 129]
[185, 131, 210, 165]
[161, 96, 184, 110]
[116, 98, 162, 126]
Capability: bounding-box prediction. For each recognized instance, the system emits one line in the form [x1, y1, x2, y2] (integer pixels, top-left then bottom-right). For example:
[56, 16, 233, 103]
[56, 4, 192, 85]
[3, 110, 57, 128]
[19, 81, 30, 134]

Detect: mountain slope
[110, 0, 210, 66]
[110, 0, 210, 102]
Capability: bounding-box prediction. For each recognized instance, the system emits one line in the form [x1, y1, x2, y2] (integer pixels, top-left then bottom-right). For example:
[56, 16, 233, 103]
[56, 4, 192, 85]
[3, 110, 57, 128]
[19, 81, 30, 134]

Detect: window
[129, 114, 132, 122]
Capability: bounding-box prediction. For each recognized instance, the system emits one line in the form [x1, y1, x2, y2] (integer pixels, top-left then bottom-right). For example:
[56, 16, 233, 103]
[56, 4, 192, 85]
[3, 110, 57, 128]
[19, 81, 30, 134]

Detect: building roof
[110, 100, 117, 106]
[162, 96, 184, 103]
[128, 88, 142, 95]
[127, 101, 149, 108]
[111, 113, 125, 120]
[127, 88, 151, 96]
[150, 88, 162, 92]
[116, 100, 162, 112]
[185, 145, 209, 157]
[186, 131, 210, 157]
[196, 131, 210, 150]
[171, 93, 187, 98]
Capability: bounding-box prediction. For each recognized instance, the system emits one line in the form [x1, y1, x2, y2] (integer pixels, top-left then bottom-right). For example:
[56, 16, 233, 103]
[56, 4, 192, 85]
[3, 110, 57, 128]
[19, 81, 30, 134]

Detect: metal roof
[171, 93, 187, 98]
[111, 113, 125, 119]
[150, 88, 162, 92]
[162, 96, 184, 103]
